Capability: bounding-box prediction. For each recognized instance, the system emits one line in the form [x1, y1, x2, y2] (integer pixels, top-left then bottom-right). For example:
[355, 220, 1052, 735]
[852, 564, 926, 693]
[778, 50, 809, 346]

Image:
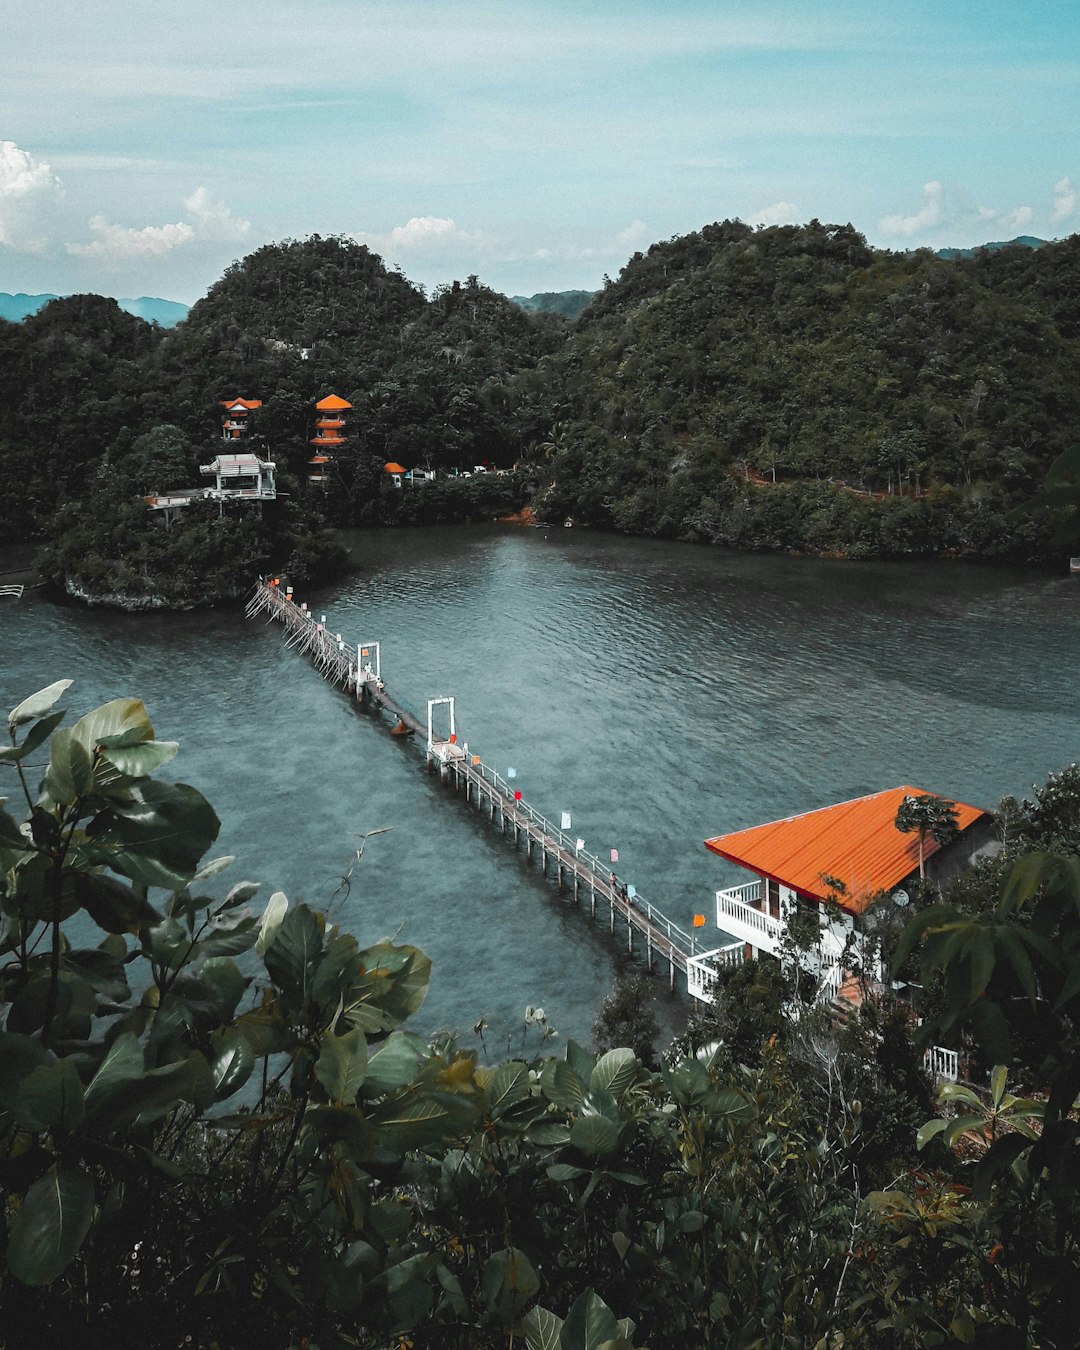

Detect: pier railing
[456, 755, 701, 962]
[247, 579, 702, 984]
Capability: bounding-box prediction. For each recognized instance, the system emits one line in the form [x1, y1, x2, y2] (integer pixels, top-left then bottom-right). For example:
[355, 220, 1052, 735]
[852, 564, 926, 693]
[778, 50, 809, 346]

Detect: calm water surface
[2, 528, 1078, 1048]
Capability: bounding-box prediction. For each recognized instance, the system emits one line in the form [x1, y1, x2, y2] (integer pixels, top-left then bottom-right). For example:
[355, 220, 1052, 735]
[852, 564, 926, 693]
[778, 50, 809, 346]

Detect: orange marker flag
[693, 914, 706, 928]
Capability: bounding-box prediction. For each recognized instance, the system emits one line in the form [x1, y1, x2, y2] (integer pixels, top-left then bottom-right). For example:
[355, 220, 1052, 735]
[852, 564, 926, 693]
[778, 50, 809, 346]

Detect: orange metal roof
[384, 462, 407, 474]
[704, 786, 990, 913]
[315, 394, 352, 411]
[221, 398, 262, 411]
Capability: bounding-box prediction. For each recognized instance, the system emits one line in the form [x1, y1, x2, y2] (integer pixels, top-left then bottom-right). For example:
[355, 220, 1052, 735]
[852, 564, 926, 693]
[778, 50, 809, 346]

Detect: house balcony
[686, 940, 746, 1002]
[714, 879, 785, 955]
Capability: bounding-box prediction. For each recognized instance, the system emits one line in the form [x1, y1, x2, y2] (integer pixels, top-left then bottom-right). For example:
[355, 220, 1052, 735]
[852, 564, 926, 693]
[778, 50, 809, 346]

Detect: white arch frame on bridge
[426, 696, 456, 753]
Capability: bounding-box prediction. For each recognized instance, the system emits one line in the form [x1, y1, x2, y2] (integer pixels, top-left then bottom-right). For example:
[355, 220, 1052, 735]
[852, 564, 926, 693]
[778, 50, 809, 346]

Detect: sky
[2, 0, 1078, 304]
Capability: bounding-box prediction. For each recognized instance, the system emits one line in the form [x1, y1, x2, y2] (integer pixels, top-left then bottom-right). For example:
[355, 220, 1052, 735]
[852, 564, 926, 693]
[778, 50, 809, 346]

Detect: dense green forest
[2, 223, 1080, 605]
[537, 221, 1080, 559]
[4, 678, 1080, 1347]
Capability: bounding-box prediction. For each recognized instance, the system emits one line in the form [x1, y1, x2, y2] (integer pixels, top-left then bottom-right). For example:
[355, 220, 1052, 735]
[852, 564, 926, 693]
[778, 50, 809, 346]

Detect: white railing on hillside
[923, 1045, 959, 1082]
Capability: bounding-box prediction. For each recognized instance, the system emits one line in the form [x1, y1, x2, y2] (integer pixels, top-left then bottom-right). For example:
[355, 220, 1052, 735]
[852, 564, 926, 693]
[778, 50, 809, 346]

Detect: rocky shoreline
[61, 576, 249, 611]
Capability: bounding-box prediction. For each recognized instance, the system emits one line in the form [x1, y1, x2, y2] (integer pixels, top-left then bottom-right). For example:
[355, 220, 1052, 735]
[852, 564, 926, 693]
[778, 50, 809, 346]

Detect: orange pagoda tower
[309, 393, 352, 482]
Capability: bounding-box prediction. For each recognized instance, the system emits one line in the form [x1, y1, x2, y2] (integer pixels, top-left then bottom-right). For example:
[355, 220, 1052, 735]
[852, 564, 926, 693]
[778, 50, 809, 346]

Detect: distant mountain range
[0, 292, 190, 326]
[933, 235, 1048, 260]
[511, 290, 596, 320]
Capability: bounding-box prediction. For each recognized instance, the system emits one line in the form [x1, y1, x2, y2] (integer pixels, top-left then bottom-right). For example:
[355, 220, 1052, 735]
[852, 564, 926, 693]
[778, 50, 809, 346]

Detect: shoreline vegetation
[2, 222, 1079, 608]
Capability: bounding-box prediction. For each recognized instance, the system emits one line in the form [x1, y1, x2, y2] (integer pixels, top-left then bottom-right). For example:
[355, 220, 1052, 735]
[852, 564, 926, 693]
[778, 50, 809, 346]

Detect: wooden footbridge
[246, 578, 709, 991]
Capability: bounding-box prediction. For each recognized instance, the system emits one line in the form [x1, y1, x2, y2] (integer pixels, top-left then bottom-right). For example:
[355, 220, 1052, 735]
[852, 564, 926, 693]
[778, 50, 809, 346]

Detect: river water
[2, 527, 1078, 1049]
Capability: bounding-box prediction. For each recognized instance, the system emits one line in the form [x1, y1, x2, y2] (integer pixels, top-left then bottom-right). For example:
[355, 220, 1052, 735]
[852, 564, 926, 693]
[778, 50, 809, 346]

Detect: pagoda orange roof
[384, 462, 407, 474]
[315, 394, 352, 411]
[704, 786, 990, 914]
[221, 397, 262, 411]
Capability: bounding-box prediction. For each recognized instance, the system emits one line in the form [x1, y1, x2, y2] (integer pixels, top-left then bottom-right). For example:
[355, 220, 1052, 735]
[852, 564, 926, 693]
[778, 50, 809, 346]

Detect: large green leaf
[570, 1114, 620, 1158]
[101, 740, 179, 779]
[70, 697, 153, 755]
[372, 1089, 479, 1153]
[315, 1028, 369, 1102]
[348, 942, 433, 1028]
[304, 1103, 378, 1161]
[0, 1033, 50, 1109]
[559, 1290, 621, 1350]
[264, 903, 323, 1005]
[540, 1059, 587, 1109]
[86, 779, 220, 890]
[195, 912, 260, 961]
[481, 1061, 531, 1117]
[0, 710, 66, 763]
[84, 1032, 144, 1112]
[311, 931, 363, 1010]
[482, 1247, 540, 1324]
[210, 1028, 255, 1100]
[74, 871, 163, 935]
[524, 1306, 563, 1350]
[0, 803, 29, 850]
[7, 1165, 95, 1285]
[197, 957, 249, 1022]
[368, 1251, 437, 1332]
[256, 891, 288, 957]
[364, 1030, 428, 1096]
[590, 1048, 638, 1100]
[14, 1058, 86, 1132]
[9, 680, 72, 730]
[44, 728, 93, 806]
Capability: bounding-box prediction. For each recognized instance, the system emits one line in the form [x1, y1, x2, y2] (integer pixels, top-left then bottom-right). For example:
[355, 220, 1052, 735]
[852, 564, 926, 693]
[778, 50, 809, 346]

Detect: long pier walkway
[245, 579, 707, 991]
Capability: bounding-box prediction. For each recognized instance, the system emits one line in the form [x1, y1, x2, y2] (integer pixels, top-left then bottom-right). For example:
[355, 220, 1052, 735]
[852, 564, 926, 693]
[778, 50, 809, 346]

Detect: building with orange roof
[686, 786, 997, 1005]
[221, 397, 262, 440]
[310, 393, 353, 482]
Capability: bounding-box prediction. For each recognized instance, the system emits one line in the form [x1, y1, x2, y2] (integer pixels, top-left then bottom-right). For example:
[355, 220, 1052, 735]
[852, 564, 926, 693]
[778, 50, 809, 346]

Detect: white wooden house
[687, 785, 995, 1008]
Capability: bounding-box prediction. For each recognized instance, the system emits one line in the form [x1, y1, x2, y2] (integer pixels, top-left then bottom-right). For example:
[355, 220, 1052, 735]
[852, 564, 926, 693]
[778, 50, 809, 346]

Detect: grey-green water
[2, 527, 1078, 1047]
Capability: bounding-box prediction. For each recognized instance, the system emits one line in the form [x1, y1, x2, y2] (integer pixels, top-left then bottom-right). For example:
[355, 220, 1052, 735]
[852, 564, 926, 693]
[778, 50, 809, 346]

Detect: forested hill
[536, 221, 1080, 561]
[0, 291, 188, 325]
[3, 224, 1080, 596]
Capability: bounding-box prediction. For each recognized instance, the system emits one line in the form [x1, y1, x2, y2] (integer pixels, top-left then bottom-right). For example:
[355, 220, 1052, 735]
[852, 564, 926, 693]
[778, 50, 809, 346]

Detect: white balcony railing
[715, 880, 785, 952]
[923, 1045, 959, 1082]
[687, 941, 746, 1002]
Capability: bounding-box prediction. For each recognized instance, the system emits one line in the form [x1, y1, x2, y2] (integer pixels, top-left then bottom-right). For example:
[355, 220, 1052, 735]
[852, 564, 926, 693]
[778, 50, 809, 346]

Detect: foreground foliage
[3, 682, 1080, 1347]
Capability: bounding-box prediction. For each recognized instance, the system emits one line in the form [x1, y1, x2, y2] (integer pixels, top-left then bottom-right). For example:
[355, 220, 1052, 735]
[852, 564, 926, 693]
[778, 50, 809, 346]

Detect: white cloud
[67, 215, 194, 260]
[1003, 205, 1033, 231]
[971, 199, 1033, 234]
[353, 215, 484, 256]
[750, 201, 799, 227]
[0, 140, 63, 250]
[66, 186, 249, 262]
[673, 156, 742, 171]
[614, 219, 649, 250]
[880, 181, 944, 237]
[1051, 176, 1077, 226]
[183, 186, 251, 243]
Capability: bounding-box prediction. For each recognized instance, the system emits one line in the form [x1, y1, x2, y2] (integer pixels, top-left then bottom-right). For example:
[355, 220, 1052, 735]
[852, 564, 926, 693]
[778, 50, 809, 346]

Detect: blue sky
[2, 0, 1077, 302]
